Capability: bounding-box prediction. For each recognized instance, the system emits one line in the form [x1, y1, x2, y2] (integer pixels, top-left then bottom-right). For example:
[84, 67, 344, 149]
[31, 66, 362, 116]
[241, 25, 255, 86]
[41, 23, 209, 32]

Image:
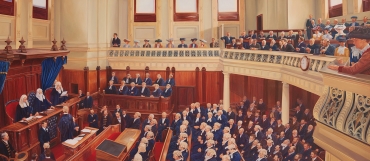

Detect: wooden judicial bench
[62, 127, 98, 159]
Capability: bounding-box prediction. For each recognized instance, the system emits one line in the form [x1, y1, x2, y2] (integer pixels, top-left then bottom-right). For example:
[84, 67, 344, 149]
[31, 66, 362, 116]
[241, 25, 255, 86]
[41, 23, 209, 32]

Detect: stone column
[223, 72, 230, 111]
[282, 82, 290, 124]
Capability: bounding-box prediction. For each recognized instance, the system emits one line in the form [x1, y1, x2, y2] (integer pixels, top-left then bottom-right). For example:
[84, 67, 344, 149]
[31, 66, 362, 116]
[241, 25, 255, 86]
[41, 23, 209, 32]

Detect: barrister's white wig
[19, 94, 29, 108]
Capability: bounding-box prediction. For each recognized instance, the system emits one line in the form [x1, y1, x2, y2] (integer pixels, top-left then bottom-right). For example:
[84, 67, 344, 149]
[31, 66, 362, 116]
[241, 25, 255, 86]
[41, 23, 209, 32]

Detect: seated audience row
[109, 72, 175, 87]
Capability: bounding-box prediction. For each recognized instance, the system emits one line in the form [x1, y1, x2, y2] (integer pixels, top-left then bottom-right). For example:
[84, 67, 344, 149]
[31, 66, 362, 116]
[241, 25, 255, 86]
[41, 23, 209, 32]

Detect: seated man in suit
[166, 73, 175, 87]
[88, 109, 99, 128]
[221, 32, 234, 47]
[110, 72, 119, 84]
[281, 38, 295, 52]
[99, 110, 112, 134]
[266, 31, 277, 40]
[295, 37, 307, 53]
[118, 80, 129, 95]
[112, 112, 126, 132]
[349, 16, 360, 27]
[161, 84, 172, 98]
[151, 84, 162, 98]
[209, 38, 219, 48]
[133, 73, 142, 85]
[249, 39, 261, 50]
[38, 121, 51, 153]
[157, 112, 170, 141]
[129, 112, 141, 129]
[112, 104, 123, 117]
[128, 82, 138, 96]
[320, 38, 335, 55]
[82, 92, 93, 108]
[143, 73, 153, 86]
[78, 90, 85, 98]
[123, 74, 132, 84]
[286, 30, 296, 41]
[231, 38, 237, 49]
[154, 74, 165, 86]
[362, 16, 370, 26]
[178, 38, 188, 48]
[260, 40, 270, 50]
[258, 31, 266, 39]
[105, 80, 117, 94]
[138, 82, 150, 97]
[306, 38, 321, 54]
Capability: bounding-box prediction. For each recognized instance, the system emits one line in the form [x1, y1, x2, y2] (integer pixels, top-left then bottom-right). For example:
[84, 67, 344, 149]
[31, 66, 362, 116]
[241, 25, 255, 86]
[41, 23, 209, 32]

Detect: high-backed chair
[27, 91, 36, 113]
[44, 87, 54, 103]
[5, 100, 19, 123]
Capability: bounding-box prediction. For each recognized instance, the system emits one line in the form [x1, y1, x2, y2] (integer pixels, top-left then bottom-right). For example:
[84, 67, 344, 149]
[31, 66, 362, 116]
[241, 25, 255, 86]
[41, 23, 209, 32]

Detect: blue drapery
[41, 56, 67, 90]
[0, 61, 10, 94]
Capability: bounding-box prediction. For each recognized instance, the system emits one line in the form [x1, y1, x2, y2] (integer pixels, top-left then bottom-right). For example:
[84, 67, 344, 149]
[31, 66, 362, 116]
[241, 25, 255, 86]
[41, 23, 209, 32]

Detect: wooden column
[145, 66, 149, 74]
[202, 67, 207, 104]
[96, 66, 101, 91]
[165, 67, 170, 80]
[84, 67, 89, 93]
[195, 67, 200, 102]
[126, 66, 130, 74]
[106, 66, 112, 82]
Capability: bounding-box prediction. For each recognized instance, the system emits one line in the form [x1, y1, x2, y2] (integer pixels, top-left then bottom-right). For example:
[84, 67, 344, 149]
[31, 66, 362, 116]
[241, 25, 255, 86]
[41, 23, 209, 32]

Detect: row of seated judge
[105, 81, 173, 98]
[110, 72, 175, 87]
[8, 83, 68, 123]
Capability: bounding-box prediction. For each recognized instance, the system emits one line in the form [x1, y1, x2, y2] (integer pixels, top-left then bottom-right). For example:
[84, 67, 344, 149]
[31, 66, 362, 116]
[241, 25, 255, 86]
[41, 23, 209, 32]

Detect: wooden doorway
[257, 14, 263, 31]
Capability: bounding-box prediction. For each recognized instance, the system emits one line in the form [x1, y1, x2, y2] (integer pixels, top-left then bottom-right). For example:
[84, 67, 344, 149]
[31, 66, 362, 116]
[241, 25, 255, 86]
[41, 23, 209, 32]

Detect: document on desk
[65, 139, 78, 145]
[35, 116, 43, 119]
[61, 91, 68, 97]
[81, 129, 91, 133]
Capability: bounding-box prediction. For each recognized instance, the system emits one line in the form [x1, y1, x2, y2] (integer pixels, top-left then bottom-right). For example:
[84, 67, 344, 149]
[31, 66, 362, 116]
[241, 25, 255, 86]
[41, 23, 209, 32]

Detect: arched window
[218, 0, 239, 21]
[0, 0, 14, 16]
[33, 0, 48, 20]
[363, 0, 370, 12]
[328, 0, 343, 18]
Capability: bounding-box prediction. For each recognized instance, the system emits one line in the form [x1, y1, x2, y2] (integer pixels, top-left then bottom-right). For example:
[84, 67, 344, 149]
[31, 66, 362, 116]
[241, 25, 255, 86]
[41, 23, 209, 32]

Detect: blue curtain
[0, 61, 10, 94]
[41, 56, 67, 90]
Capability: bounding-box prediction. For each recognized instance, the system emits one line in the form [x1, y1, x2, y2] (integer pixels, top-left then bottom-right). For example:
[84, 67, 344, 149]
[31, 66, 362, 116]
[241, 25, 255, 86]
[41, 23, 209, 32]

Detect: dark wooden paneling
[33, 0, 48, 20]
[174, 71, 196, 86]
[99, 70, 107, 91]
[328, 2, 343, 18]
[364, 0, 370, 12]
[205, 71, 223, 104]
[176, 86, 195, 111]
[89, 70, 97, 93]
[61, 69, 85, 94]
[289, 85, 320, 113]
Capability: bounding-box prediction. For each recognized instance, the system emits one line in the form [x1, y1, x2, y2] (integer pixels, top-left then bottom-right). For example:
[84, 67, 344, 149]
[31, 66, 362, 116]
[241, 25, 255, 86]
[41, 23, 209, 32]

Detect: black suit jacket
[130, 118, 141, 129]
[227, 111, 236, 121]
[261, 45, 270, 50]
[283, 44, 295, 52]
[138, 87, 150, 97]
[105, 85, 117, 94]
[38, 128, 51, 147]
[154, 78, 165, 86]
[83, 96, 93, 108]
[0, 141, 14, 158]
[123, 77, 132, 84]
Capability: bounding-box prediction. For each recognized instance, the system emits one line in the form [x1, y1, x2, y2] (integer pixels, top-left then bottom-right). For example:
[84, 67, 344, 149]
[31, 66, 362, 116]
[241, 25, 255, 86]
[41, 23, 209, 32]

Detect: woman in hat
[143, 39, 151, 48]
[122, 39, 130, 48]
[199, 39, 207, 48]
[334, 37, 349, 57]
[133, 40, 141, 48]
[328, 26, 370, 75]
[189, 38, 198, 48]
[166, 38, 175, 48]
[154, 39, 163, 48]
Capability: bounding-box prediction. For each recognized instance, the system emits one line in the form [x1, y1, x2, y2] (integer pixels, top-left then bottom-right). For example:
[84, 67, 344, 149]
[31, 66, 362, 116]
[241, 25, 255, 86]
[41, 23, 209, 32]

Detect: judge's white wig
[1, 132, 8, 139]
[19, 94, 29, 108]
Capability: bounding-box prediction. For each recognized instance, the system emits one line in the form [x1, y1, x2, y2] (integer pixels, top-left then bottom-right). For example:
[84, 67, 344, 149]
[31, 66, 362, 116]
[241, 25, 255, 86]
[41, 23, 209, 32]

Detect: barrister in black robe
[51, 81, 68, 106]
[105, 80, 117, 94]
[33, 88, 52, 114]
[58, 106, 75, 142]
[0, 132, 15, 159]
[15, 95, 32, 122]
[38, 121, 51, 153]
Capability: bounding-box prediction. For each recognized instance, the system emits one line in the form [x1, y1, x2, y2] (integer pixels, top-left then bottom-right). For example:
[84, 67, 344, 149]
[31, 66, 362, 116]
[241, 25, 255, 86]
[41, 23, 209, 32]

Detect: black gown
[58, 114, 74, 142]
[33, 98, 52, 114]
[51, 88, 68, 106]
[14, 104, 32, 122]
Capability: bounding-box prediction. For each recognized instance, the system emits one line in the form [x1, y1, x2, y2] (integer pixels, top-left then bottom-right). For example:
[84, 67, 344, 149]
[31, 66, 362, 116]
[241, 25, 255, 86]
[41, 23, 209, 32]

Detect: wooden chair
[44, 87, 54, 103]
[5, 100, 19, 123]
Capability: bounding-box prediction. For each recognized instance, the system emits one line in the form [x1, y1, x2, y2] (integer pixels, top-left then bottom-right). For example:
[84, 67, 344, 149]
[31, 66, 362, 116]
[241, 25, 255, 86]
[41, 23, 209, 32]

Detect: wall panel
[61, 69, 85, 94]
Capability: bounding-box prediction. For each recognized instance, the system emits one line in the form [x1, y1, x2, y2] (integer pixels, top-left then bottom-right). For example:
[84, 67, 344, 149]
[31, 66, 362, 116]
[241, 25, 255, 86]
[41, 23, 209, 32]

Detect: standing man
[112, 33, 121, 47]
[306, 14, 315, 39]
[221, 32, 233, 47]
[38, 121, 50, 153]
[178, 38, 188, 48]
[88, 109, 98, 128]
[82, 92, 93, 109]
[362, 16, 370, 26]
[58, 106, 74, 142]
[349, 16, 360, 27]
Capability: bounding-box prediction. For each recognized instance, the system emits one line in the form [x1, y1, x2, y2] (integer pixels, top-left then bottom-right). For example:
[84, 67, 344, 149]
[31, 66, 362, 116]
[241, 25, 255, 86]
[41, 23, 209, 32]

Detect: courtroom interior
[0, 0, 369, 161]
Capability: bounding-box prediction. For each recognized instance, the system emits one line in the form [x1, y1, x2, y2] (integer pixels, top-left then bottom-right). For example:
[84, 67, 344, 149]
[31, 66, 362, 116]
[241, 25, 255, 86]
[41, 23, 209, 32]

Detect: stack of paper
[81, 129, 91, 133]
[35, 116, 43, 119]
[65, 139, 78, 145]
[74, 137, 83, 141]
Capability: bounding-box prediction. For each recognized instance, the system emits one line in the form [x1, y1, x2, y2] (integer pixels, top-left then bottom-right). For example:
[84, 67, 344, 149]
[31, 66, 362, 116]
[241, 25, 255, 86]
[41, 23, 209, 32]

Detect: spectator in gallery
[189, 38, 198, 48]
[122, 39, 131, 48]
[362, 16, 370, 26]
[320, 38, 335, 55]
[143, 73, 153, 85]
[128, 82, 138, 96]
[199, 39, 207, 48]
[261, 40, 270, 50]
[249, 39, 261, 50]
[258, 31, 266, 39]
[328, 26, 370, 75]
[154, 74, 165, 86]
[132, 40, 141, 48]
[221, 32, 233, 47]
[82, 92, 93, 108]
[349, 16, 360, 27]
[269, 39, 279, 51]
[161, 84, 172, 98]
[209, 38, 219, 48]
[166, 38, 175, 48]
[151, 84, 162, 98]
[110, 72, 119, 84]
[105, 80, 117, 94]
[118, 80, 128, 95]
[266, 31, 277, 40]
[133, 73, 142, 85]
[295, 37, 307, 53]
[154, 39, 163, 48]
[166, 73, 175, 87]
[143, 39, 151, 48]
[139, 82, 150, 97]
[178, 38, 188, 48]
[334, 36, 349, 57]
[112, 33, 121, 47]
